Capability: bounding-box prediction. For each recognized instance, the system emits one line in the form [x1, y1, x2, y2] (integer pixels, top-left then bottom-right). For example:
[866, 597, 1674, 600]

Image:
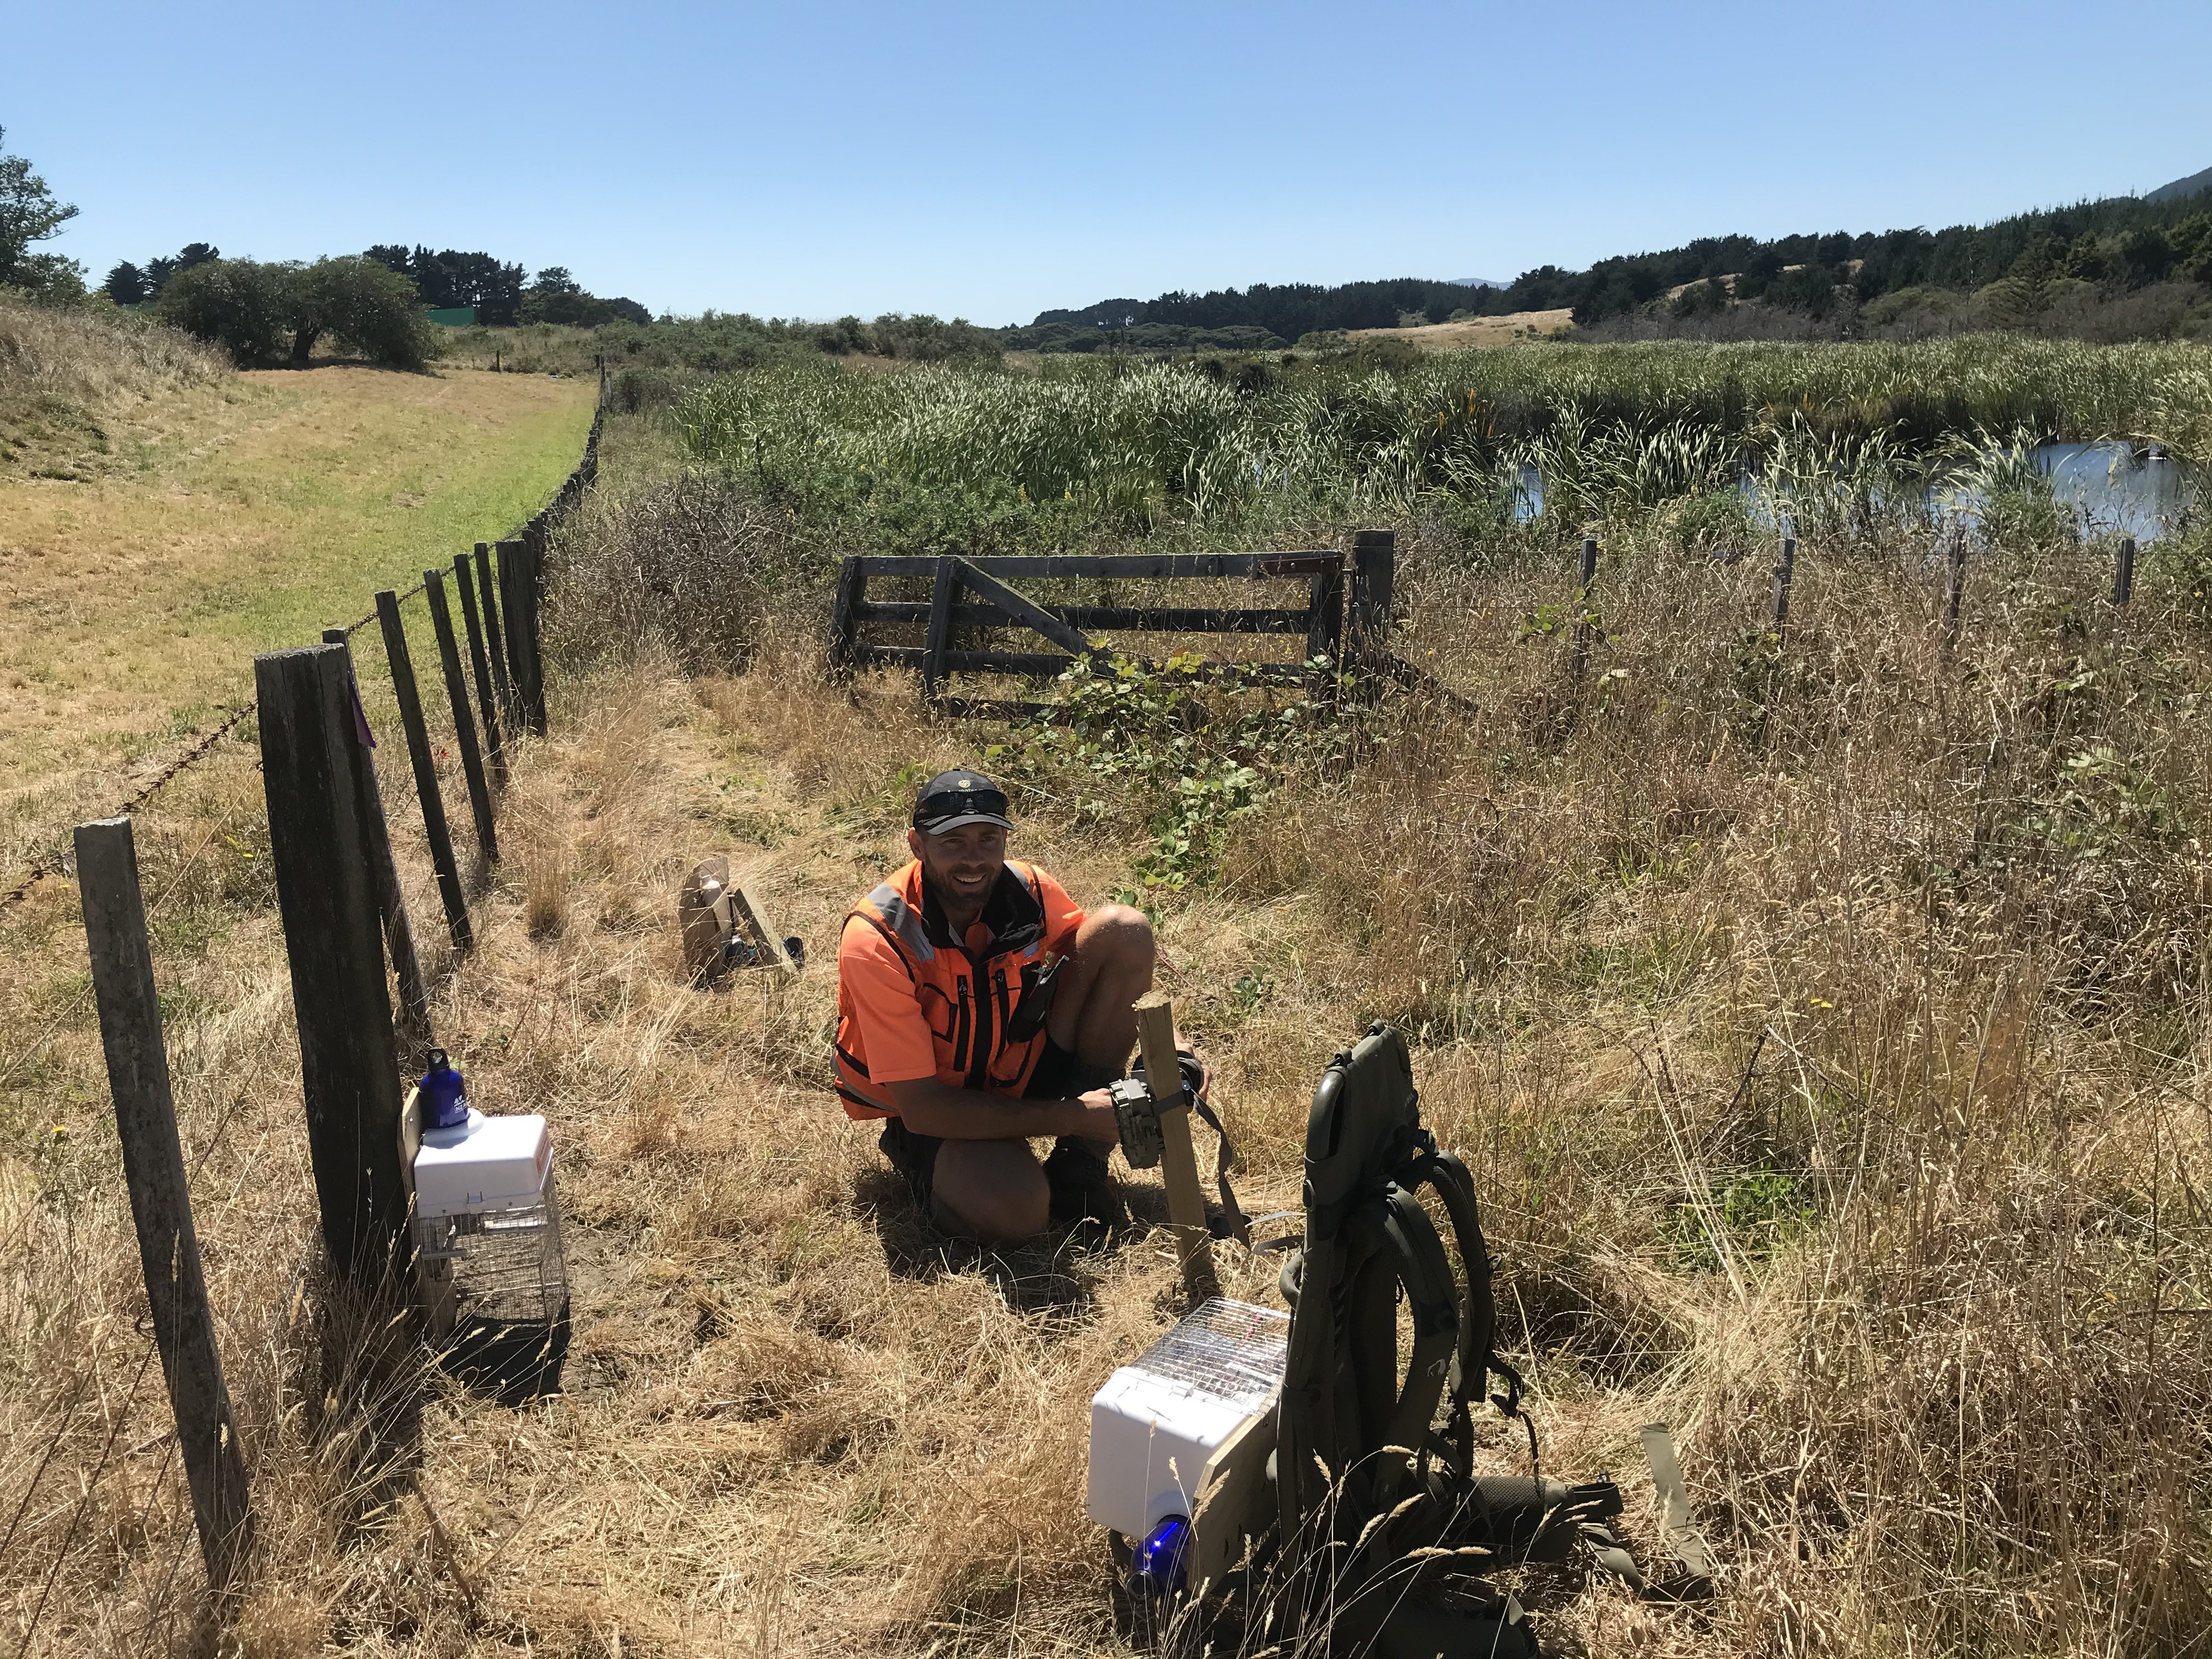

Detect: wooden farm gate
[826, 531, 1396, 719]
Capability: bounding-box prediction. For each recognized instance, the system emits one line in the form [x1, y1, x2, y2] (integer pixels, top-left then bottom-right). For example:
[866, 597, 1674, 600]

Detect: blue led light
[1133, 1515, 1190, 1598]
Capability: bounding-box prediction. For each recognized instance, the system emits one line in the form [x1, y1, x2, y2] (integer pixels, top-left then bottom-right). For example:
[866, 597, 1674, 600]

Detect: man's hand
[1073, 1086, 1120, 1148]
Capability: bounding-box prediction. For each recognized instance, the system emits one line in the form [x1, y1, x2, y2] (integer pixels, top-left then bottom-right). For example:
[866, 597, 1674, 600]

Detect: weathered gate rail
[827, 529, 1398, 720]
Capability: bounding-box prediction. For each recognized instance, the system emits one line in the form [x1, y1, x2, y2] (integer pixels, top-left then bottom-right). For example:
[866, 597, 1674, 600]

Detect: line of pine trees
[1028, 178, 2212, 340]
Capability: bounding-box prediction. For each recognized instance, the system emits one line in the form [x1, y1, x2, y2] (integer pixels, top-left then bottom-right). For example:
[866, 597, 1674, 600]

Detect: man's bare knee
[930, 1140, 1050, 1243]
[934, 1186, 1049, 1244]
[1080, 904, 1155, 969]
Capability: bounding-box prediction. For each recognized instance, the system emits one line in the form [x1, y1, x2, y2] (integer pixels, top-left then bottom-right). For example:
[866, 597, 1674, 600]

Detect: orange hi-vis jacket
[833, 859, 1085, 1121]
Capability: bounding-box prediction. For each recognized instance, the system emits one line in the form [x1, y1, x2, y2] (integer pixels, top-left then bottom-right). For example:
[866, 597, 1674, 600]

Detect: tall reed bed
[672, 337, 2211, 556]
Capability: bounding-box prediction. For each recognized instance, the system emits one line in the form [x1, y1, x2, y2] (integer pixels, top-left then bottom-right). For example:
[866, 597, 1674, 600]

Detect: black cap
[913, 769, 1014, 836]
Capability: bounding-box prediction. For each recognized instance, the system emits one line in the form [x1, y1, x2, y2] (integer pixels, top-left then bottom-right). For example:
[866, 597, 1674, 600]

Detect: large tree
[364, 244, 526, 323]
[103, 261, 150, 304]
[142, 242, 220, 300]
[287, 256, 435, 369]
[158, 256, 435, 369]
[0, 126, 84, 299]
[156, 258, 292, 363]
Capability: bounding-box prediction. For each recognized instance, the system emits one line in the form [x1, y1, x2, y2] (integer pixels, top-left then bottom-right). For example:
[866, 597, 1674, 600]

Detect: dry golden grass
[1347, 309, 1576, 349]
[4, 396, 2210, 1657]
[0, 295, 229, 476]
[0, 363, 595, 891]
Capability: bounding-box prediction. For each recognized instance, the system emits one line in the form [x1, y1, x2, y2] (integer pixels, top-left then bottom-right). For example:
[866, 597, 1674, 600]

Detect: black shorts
[876, 1038, 1107, 1209]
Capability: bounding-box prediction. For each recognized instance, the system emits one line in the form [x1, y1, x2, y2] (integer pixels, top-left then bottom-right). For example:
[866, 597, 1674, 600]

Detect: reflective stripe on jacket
[832, 859, 1077, 1120]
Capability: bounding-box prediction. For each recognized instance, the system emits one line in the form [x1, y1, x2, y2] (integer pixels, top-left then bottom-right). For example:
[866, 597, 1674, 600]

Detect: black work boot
[1043, 1138, 1127, 1230]
[877, 1118, 937, 1211]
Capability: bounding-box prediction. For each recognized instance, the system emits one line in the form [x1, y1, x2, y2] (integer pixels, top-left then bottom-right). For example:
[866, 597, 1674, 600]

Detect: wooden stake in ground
[375, 590, 472, 951]
[452, 553, 506, 786]
[76, 815, 255, 1593]
[1771, 534, 1798, 630]
[1944, 526, 1968, 651]
[473, 542, 515, 724]
[1348, 528, 1395, 676]
[255, 644, 411, 1284]
[1135, 992, 1215, 1297]
[425, 568, 498, 871]
[1570, 534, 1600, 679]
[320, 627, 431, 1061]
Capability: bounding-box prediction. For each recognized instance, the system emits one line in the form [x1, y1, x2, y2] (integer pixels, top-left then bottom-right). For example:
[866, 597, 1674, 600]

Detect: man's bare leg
[926, 906, 1157, 1243]
[1046, 903, 1156, 1074]
[932, 1138, 1049, 1242]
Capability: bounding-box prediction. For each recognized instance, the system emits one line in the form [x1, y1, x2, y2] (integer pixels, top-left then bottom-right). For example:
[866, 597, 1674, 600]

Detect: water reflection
[1509, 443, 2199, 542]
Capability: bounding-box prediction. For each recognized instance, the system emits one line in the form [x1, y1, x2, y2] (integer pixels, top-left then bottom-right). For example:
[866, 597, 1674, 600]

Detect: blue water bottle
[420, 1048, 468, 1130]
[1132, 1515, 1190, 1599]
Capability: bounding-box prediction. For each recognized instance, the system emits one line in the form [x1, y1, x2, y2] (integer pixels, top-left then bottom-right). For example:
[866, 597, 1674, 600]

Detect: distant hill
[2147, 165, 2212, 204]
[1450, 276, 1509, 289]
[1022, 172, 2212, 341]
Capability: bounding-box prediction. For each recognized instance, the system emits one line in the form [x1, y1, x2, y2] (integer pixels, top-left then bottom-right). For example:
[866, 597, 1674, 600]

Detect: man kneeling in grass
[833, 769, 1189, 1242]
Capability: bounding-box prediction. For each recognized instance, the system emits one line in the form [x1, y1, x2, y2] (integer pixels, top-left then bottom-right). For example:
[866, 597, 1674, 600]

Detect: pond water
[1956, 442, 2195, 544]
[1509, 442, 2201, 543]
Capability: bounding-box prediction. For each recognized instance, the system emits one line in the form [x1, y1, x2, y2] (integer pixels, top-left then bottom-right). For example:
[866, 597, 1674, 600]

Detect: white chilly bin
[413, 1109, 551, 1217]
[1086, 1298, 1289, 1542]
[410, 1108, 568, 1340]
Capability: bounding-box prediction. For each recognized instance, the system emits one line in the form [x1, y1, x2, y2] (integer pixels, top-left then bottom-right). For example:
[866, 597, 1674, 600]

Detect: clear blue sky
[7, 0, 2209, 326]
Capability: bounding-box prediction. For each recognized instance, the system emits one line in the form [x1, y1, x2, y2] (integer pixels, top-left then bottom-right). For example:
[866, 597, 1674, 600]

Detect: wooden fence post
[452, 554, 506, 786]
[922, 557, 960, 702]
[1135, 992, 1217, 1302]
[496, 539, 526, 727]
[520, 536, 548, 733]
[474, 543, 515, 723]
[1306, 549, 1346, 672]
[1771, 534, 1798, 630]
[1570, 534, 1599, 678]
[320, 628, 431, 1060]
[827, 557, 867, 679]
[1944, 526, 1968, 651]
[1348, 528, 1396, 674]
[75, 816, 255, 1593]
[425, 569, 498, 870]
[498, 537, 547, 735]
[253, 645, 410, 1283]
[2113, 534, 2136, 608]
[375, 591, 473, 951]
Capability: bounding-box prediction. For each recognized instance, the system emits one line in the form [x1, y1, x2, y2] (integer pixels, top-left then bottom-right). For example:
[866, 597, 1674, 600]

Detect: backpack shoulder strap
[1400, 1149, 1523, 1435]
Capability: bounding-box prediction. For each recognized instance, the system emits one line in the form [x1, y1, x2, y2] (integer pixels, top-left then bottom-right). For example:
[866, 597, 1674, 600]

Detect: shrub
[155, 258, 294, 365]
[545, 470, 816, 673]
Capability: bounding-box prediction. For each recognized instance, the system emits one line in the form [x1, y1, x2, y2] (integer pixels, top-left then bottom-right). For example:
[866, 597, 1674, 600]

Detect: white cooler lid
[412, 1108, 551, 1218]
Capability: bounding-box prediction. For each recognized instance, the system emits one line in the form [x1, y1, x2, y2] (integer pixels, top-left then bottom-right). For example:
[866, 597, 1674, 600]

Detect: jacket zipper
[966, 955, 994, 1089]
[951, 976, 971, 1075]
[992, 969, 1015, 1081]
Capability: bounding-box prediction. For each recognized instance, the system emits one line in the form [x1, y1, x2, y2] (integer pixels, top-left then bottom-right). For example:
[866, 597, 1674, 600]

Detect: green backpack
[1248, 1024, 1685, 1656]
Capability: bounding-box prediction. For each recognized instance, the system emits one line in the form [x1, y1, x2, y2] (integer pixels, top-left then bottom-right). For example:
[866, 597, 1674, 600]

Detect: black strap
[1189, 1096, 1250, 1245]
[1130, 1049, 1251, 1245]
